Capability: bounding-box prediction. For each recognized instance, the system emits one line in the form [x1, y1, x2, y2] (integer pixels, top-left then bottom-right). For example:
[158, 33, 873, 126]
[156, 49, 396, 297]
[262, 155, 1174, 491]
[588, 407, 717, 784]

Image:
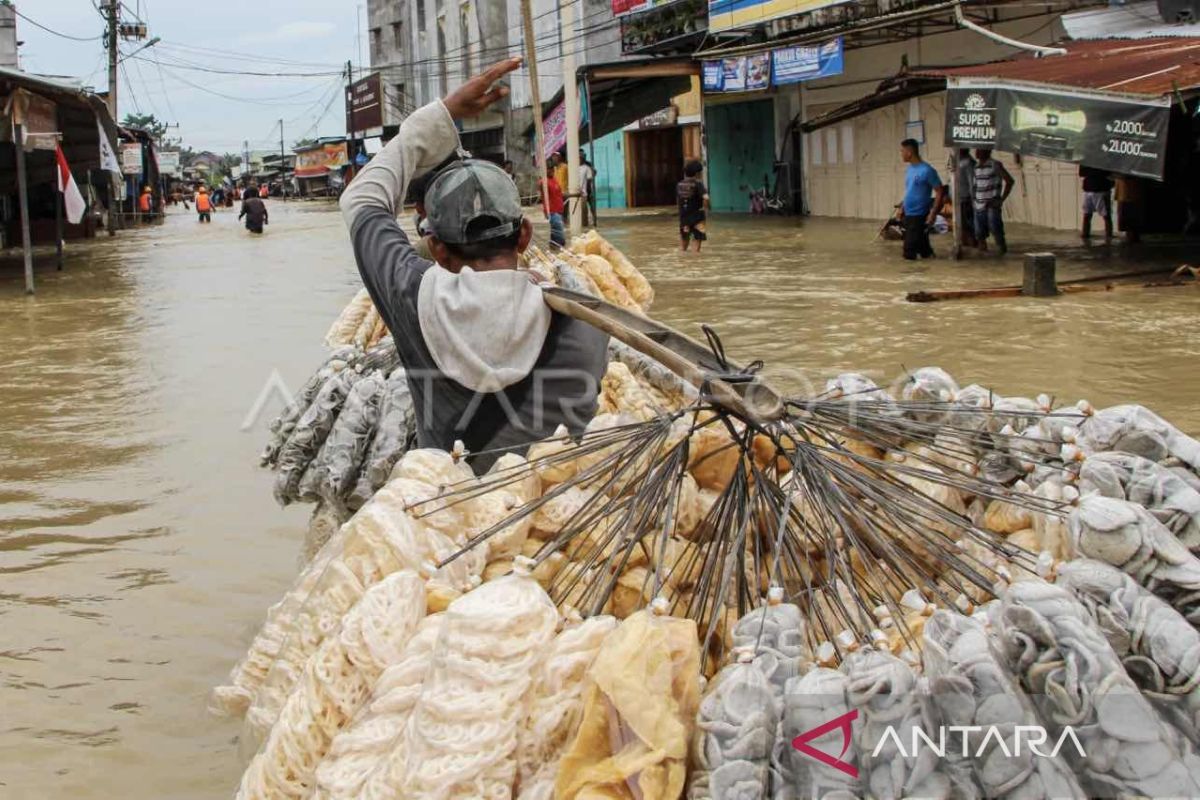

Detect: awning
[926, 38, 1200, 180]
[1061, 1, 1200, 42]
[801, 74, 945, 132]
[911, 37, 1200, 98]
[524, 58, 698, 145]
[0, 66, 120, 183]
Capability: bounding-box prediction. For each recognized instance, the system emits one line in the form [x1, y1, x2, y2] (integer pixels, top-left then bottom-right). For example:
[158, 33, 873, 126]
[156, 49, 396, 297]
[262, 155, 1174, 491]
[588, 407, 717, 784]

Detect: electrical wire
[297, 81, 345, 141]
[157, 40, 349, 69]
[12, 7, 103, 41]
[132, 52, 344, 78]
[376, 18, 619, 76]
[150, 49, 179, 121]
[286, 76, 348, 125]
[128, 47, 164, 120]
[135, 59, 341, 105]
[119, 61, 143, 115]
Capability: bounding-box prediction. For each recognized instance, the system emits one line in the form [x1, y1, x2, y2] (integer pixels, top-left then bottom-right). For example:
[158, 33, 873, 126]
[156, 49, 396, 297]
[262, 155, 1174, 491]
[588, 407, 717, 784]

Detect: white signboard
[121, 143, 142, 175]
[158, 151, 181, 177]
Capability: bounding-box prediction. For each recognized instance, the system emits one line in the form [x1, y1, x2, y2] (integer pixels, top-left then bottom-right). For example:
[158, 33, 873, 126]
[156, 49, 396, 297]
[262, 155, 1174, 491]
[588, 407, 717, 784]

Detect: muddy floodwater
[1, 202, 1197, 797]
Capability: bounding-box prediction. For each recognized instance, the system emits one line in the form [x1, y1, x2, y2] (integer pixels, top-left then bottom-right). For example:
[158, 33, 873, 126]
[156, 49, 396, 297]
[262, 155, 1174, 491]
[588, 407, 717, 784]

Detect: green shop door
[704, 100, 776, 212]
[591, 128, 626, 210]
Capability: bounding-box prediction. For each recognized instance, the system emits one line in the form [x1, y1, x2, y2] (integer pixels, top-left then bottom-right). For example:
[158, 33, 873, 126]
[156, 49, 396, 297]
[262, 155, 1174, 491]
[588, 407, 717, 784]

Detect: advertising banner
[121, 142, 143, 175]
[772, 37, 843, 85]
[746, 52, 771, 91]
[611, 0, 681, 17]
[702, 61, 724, 92]
[704, 38, 839, 93]
[540, 85, 589, 160]
[945, 83, 1170, 180]
[543, 101, 567, 160]
[708, 0, 851, 34]
[294, 142, 348, 178]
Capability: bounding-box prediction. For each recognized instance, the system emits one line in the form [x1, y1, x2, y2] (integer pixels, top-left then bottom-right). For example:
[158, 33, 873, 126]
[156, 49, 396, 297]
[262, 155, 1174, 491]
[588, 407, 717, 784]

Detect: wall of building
[803, 93, 1082, 229]
[794, 11, 1083, 228]
[370, 0, 616, 176]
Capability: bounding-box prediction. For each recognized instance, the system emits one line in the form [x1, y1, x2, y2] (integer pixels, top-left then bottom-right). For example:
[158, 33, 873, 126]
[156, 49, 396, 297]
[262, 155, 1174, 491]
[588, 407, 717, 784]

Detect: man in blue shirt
[899, 138, 945, 260]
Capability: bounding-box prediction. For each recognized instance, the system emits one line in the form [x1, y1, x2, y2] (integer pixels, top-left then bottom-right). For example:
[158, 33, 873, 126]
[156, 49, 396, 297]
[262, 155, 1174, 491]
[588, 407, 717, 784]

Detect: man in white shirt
[578, 149, 597, 227]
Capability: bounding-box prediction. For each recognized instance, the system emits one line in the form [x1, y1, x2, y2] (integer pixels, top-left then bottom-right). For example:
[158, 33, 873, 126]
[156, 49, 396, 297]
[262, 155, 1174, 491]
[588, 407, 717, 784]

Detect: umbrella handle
[540, 285, 786, 423]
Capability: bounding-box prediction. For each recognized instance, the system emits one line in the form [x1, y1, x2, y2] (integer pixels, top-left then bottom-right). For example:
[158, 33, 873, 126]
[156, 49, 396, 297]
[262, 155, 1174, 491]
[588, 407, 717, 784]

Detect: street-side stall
[0, 65, 121, 293]
[801, 37, 1200, 234]
[937, 36, 1200, 243]
[117, 126, 163, 225]
[293, 139, 348, 198]
[212, 229, 1200, 799]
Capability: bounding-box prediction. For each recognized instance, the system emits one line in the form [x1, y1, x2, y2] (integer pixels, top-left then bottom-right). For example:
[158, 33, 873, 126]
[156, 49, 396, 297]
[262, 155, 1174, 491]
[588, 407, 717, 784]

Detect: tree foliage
[120, 112, 169, 142]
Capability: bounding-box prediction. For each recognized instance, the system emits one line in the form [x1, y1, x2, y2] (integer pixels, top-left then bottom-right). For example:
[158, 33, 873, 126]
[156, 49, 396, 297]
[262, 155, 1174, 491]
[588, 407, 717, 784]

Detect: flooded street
[1, 202, 1197, 798]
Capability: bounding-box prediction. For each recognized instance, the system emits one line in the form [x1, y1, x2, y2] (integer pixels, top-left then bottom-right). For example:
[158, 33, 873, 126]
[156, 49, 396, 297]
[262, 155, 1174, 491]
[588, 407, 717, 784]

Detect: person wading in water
[195, 185, 214, 223]
[338, 58, 608, 473]
[239, 185, 269, 234]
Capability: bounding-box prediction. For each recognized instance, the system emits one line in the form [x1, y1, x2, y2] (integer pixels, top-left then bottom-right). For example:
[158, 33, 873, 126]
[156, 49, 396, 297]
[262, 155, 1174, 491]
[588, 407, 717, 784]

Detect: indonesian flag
[55, 144, 86, 224]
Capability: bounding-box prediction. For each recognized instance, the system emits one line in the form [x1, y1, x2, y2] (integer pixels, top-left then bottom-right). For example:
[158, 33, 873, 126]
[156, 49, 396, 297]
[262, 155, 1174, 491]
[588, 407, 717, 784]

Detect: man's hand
[443, 58, 522, 120]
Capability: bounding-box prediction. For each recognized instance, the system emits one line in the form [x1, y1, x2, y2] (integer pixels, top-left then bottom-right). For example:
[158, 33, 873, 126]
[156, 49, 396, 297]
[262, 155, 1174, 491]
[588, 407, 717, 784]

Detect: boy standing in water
[677, 159, 708, 252]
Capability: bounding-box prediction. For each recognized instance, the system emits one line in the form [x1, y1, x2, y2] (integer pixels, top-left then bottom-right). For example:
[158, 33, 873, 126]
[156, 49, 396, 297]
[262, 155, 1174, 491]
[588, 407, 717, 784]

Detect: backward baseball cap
[424, 159, 523, 244]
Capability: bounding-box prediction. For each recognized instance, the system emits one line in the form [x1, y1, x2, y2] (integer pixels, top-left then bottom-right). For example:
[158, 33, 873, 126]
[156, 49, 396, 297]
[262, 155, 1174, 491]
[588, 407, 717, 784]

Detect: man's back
[677, 177, 705, 216]
[348, 201, 607, 468]
[341, 83, 608, 471]
[241, 196, 267, 224]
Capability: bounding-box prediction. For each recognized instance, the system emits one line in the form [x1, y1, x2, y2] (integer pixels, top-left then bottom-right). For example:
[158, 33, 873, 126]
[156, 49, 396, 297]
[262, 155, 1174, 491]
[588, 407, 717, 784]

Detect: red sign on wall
[612, 0, 651, 15]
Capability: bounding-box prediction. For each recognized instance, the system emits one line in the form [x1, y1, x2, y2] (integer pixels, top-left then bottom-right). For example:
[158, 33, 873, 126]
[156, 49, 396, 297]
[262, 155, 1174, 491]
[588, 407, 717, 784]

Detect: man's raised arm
[339, 57, 522, 232]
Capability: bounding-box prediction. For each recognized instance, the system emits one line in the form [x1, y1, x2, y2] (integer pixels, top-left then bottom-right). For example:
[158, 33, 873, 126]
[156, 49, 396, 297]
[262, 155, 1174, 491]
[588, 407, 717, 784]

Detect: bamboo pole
[563, 0, 582, 237]
[951, 150, 963, 260]
[55, 185, 64, 270]
[15, 123, 34, 294]
[520, 0, 551, 225]
[585, 72, 598, 228]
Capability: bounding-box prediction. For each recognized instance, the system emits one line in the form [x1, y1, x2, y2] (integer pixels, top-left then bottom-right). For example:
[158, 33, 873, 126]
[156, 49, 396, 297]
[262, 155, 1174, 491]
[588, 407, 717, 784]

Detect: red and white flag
[55, 144, 87, 224]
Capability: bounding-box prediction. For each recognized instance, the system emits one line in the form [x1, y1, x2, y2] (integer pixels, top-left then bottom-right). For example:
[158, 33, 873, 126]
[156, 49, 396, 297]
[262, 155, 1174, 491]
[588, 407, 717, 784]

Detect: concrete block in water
[1023, 252, 1058, 297]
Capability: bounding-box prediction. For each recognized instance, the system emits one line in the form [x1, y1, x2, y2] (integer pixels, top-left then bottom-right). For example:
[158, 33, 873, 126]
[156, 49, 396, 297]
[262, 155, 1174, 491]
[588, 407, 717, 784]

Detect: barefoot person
[338, 58, 608, 472]
[677, 159, 709, 252]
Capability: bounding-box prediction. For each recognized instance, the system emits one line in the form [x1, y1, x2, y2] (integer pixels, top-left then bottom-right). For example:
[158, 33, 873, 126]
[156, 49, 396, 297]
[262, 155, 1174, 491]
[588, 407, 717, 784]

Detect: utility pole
[562, 0, 582, 237]
[519, 0, 550, 222]
[104, 0, 118, 121]
[279, 118, 286, 200]
[346, 60, 356, 180]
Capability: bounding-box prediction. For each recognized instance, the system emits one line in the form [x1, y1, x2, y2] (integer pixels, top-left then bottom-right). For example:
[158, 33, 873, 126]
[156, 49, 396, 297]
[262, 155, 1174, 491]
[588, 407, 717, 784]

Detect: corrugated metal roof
[1062, 2, 1200, 41]
[914, 37, 1200, 97]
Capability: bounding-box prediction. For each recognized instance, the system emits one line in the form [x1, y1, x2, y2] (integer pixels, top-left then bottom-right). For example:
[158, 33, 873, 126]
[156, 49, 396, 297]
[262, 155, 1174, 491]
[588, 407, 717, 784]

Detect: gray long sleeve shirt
[338, 101, 608, 472]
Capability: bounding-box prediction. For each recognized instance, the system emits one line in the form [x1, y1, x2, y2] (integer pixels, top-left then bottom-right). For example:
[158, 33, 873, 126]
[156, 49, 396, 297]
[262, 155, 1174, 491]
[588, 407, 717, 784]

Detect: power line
[156, 40, 349, 69]
[150, 49, 179, 121]
[135, 59, 341, 105]
[297, 80, 345, 141]
[136, 51, 344, 78]
[12, 7, 103, 41]
[285, 76, 347, 125]
[119, 61, 142, 115]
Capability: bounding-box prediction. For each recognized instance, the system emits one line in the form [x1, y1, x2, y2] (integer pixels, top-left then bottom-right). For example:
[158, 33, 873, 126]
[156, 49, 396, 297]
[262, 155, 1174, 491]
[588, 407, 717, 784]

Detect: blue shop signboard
[703, 37, 843, 93]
